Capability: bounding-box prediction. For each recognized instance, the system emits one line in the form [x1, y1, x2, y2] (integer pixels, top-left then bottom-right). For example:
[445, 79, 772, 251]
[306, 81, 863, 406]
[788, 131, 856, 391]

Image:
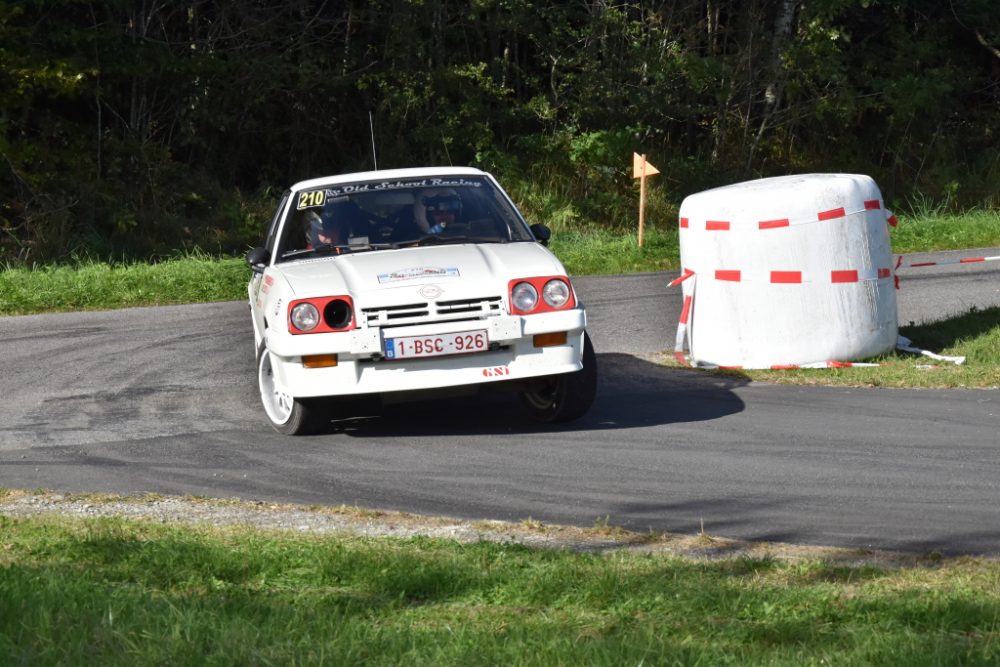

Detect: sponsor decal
[418, 284, 444, 299]
[378, 267, 460, 283]
[324, 178, 483, 197]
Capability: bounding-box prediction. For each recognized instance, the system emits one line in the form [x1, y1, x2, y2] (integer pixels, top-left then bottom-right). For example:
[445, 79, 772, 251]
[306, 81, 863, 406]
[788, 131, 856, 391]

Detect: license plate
[384, 330, 488, 360]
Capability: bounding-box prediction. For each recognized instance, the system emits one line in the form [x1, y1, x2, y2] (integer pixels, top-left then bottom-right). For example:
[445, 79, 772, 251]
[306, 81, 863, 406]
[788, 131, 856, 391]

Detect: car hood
[276, 243, 567, 305]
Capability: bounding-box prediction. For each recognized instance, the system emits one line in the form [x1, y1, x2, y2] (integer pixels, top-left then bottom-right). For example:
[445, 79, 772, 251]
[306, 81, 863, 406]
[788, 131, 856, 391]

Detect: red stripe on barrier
[910, 262, 936, 267]
[679, 217, 689, 228]
[864, 200, 881, 210]
[831, 270, 859, 283]
[668, 268, 696, 287]
[827, 361, 853, 368]
[706, 220, 730, 231]
[674, 351, 689, 366]
[888, 214, 898, 227]
[960, 257, 985, 263]
[719, 365, 743, 370]
[715, 270, 742, 282]
[770, 365, 800, 370]
[771, 271, 802, 283]
[878, 268, 891, 278]
[818, 207, 846, 221]
[758, 218, 790, 230]
[679, 295, 692, 324]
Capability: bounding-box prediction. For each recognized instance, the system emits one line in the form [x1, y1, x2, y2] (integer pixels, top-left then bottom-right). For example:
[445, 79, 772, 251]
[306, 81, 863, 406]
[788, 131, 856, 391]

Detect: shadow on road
[320, 352, 747, 438]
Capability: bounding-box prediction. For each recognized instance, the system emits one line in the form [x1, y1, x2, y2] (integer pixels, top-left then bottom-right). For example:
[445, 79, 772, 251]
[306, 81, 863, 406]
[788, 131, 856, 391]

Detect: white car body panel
[248, 167, 588, 402]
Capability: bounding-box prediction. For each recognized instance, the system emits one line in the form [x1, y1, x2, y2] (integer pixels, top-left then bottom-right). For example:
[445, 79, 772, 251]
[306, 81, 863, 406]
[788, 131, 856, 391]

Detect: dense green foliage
[4, 512, 1000, 665]
[2, 0, 999, 263]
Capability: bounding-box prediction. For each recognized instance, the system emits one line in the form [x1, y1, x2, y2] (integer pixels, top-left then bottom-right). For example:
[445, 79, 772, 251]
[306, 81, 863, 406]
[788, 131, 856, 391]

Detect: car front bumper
[264, 309, 587, 398]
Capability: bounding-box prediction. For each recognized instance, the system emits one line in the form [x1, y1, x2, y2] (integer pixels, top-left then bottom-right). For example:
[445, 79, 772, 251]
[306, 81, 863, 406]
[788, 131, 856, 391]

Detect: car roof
[290, 166, 490, 193]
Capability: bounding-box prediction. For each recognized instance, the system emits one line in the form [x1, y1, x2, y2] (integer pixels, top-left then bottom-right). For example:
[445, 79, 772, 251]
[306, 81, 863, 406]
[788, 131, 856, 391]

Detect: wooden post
[638, 156, 647, 247]
[632, 152, 660, 248]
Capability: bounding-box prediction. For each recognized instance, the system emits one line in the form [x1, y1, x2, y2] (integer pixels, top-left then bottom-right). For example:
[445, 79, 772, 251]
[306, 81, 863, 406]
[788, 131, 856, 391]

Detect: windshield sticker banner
[325, 178, 483, 197]
[378, 267, 461, 283]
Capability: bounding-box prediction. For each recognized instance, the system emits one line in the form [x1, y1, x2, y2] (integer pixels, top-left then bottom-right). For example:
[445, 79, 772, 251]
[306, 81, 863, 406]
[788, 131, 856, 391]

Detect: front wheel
[257, 343, 324, 435]
[520, 332, 597, 423]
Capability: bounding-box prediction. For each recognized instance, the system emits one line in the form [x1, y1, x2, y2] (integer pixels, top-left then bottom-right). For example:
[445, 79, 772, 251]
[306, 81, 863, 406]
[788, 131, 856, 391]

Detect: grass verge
[1, 210, 998, 316]
[2, 506, 1000, 666]
[0, 227, 683, 316]
[663, 306, 1000, 390]
[0, 252, 248, 316]
[890, 209, 1000, 254]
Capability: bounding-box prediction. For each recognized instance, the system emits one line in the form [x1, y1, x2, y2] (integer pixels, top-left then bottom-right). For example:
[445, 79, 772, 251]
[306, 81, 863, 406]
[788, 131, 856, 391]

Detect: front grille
[362, 296, 503, 328]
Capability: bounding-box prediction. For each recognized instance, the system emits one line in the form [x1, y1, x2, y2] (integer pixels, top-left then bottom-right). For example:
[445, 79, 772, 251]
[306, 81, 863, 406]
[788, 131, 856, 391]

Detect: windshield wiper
[280, 241, 396, 259]
[393, 234, 511, 247]
[410, 234, 470, 246]
[280, 244, 349, 259]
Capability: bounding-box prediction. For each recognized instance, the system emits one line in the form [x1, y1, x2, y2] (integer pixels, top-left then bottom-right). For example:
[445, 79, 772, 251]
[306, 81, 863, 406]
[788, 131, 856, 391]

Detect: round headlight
[511, 282, 538, 312]
[324, 298, 353, 330]
[542, 279, 571, 308]
[290, 303, 320, 331]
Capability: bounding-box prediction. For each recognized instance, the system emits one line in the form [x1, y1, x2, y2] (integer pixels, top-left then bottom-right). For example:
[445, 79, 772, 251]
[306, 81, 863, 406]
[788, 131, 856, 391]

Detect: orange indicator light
[302, 354, 338, 368]
[533, 332, 567, 348]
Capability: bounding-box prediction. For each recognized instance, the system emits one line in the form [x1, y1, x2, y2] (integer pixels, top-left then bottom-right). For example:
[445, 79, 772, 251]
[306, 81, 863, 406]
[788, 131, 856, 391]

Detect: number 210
[297, 190, 326, 209]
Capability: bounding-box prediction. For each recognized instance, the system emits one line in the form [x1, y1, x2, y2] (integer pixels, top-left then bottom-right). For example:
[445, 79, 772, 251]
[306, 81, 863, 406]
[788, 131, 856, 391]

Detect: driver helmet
[306, 211, 342, 247]
[420, 188, 462, 223]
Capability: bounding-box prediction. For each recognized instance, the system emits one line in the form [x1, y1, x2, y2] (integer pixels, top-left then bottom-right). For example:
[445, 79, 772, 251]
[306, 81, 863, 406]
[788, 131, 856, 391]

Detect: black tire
[520, 331, 597, 423]
[256, 343, 326, 435]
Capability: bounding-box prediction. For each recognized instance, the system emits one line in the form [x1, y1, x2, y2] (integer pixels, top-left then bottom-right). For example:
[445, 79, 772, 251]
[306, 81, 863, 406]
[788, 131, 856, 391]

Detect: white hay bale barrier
[675, 174, 898, 369]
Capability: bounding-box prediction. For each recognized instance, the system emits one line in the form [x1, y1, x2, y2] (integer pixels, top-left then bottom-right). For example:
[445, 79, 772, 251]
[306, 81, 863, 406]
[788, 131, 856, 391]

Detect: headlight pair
[509, 277, 575, 314]
[288, 296, 355, 334]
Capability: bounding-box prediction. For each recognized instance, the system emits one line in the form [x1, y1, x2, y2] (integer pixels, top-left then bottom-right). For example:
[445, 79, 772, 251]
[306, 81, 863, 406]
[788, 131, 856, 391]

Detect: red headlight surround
[507, 276, 576, 315]
[288, 296, 356, 334]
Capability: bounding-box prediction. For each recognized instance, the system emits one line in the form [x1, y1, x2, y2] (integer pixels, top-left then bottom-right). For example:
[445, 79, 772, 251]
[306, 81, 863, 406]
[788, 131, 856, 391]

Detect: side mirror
[246, 247, 270, 274]
[530, 223, 551, 246]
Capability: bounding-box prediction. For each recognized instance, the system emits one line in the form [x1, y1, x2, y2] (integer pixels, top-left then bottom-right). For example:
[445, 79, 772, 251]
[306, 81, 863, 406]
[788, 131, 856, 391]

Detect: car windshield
[275, 175, 534, 262]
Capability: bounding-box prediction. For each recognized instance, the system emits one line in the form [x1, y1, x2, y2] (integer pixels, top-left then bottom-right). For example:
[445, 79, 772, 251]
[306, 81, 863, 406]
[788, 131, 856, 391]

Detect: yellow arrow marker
[633, 152, 660, 178]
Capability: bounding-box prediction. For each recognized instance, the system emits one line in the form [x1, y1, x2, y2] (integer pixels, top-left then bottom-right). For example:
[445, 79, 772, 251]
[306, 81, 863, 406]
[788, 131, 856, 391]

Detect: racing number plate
[384, 330, 488, 360]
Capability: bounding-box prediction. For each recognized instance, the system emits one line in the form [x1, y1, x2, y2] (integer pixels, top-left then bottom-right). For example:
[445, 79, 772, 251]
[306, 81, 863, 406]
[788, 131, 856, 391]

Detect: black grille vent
[362, 296, 503, 328]
[437, 297, 503, 315]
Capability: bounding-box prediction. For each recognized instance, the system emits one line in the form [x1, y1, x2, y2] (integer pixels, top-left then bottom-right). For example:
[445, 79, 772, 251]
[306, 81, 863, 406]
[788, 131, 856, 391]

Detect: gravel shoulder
[0, 489, 969, 569]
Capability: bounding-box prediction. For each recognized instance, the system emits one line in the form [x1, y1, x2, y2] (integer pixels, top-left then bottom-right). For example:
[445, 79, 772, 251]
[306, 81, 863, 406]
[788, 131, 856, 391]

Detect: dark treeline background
[2, 0, 998, 263]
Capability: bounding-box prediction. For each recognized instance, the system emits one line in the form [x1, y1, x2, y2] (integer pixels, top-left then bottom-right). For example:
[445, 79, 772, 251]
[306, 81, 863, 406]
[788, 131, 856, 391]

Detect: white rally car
[246, 167, 597, 434]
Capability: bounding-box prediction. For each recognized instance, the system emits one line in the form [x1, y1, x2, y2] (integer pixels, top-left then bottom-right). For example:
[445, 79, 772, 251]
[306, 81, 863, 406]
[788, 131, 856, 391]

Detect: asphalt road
[1, 248, 998, 554]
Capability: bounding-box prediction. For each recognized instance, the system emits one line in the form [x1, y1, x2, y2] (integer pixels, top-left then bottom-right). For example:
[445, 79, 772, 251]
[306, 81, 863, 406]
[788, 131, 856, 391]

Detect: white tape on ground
[896, 335, 965, 365]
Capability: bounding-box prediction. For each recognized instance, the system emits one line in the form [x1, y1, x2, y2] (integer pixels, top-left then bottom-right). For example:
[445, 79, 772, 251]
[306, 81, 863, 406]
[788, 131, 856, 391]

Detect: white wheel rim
[258, 350, 293, 425]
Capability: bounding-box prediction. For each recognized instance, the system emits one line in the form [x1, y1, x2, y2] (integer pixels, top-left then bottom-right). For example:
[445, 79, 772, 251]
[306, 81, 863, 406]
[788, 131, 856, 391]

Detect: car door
[250, 191, 291, 336]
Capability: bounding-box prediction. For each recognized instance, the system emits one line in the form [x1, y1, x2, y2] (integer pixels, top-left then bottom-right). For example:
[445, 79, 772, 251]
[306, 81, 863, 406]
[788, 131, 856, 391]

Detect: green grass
[0, 252, 249, 316]
[3, 210, 997, 317]
[890, 209, 1000, 254]
[667, 306, 1000, 390]
[548, 224, 680, 275]
[3, 513, 1000, 666]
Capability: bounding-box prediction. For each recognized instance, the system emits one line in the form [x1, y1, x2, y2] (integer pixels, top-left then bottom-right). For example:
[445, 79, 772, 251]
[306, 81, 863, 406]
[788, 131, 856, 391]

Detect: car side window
[264, 192, 290, 255]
